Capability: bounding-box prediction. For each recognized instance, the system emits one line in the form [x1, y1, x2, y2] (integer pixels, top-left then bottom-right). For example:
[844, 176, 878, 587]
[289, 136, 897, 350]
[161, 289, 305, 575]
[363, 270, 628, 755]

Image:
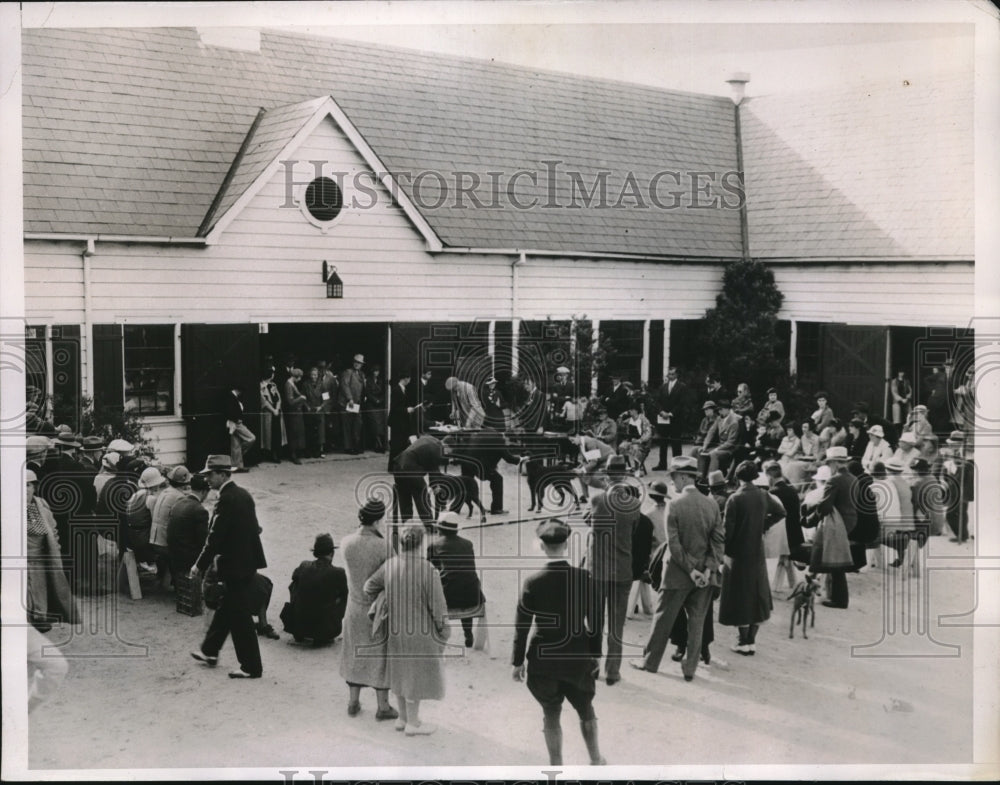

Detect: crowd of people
[23, 359, 977, 764]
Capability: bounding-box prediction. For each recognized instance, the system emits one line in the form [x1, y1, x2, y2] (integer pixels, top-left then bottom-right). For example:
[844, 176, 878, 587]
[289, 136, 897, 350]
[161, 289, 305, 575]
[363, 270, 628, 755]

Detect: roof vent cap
[725, 72, 750, 105]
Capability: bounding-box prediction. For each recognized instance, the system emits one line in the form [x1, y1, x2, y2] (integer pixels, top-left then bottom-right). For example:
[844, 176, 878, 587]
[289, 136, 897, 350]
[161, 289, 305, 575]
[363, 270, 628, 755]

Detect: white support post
[789, 319, 798, 377]
[663, 319, 671, 374]
[487, 320, 496, 375]
[386, 323, 393, 382]
[44, 325, 54, 401]
[511, 318, 520, 377]
[641, 319, 651, 385]
[173, 323, 182, 416]
[591, 319, 600, 397]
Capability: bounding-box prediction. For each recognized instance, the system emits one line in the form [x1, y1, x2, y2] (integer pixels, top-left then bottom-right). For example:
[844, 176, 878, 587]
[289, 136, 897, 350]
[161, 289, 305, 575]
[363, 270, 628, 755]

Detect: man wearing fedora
[698, 399, 740, 478]
[77, 435, 106, 471]
[428, 511, 485, 648]
[190, 455, 267, 679]
[942, 430, 975, 543]
[512, 519, 606, 766]
[339, 354, 367, 455]
[802, 446, 858, 609]
[630, 456, 724, 682]
[224, 384, 255, 473]
[280, 533, 348, 646]
[584, 455, 640, 685]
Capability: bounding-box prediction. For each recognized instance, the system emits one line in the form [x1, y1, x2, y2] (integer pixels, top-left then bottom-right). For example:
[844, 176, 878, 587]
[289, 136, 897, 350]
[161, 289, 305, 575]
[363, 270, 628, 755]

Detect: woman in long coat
[283, 368, 307, 464]
[26, 470, 80, 631]
[259, 368, 286, 463]
[365, 523, 449, 736]
[339, 499, 397, 720]
[718, 461, 785, 655]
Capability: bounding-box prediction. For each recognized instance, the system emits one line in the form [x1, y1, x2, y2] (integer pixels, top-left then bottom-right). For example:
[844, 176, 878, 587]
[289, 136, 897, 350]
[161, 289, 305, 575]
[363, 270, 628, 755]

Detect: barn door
[181, 324, 260, 470]
[819, 325, 886, 419]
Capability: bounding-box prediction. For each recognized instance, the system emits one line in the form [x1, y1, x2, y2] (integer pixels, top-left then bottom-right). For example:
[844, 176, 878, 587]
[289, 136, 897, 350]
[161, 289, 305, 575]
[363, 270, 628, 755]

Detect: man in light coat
[630, 456, 724, 682]
[698, 399, 740, 477]
[338, 354, 366, 454]
[445, 376, 486, 429]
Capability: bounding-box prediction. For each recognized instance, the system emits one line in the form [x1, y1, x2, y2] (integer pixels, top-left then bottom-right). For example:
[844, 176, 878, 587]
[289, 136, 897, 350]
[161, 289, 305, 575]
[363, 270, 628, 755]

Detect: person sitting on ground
[427, 511, 485, 648]
[280, 533, 349, 646]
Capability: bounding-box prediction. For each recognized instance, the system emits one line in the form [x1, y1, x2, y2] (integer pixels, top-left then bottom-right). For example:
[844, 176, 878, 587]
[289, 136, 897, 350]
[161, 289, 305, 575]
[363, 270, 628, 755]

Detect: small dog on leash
[429, 472, 487, 523]
[788, 572, 822, 639]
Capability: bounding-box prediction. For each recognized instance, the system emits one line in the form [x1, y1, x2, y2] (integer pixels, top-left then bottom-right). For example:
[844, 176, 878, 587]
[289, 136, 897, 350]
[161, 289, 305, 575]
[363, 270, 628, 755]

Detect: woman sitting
[617, 401, 653, 476]
[777, 422, 802, 467]
[731, 382, 755, 419]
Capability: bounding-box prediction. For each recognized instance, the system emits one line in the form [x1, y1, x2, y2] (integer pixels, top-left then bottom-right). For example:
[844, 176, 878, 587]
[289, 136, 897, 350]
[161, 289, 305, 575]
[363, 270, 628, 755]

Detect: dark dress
[718, 485, 785, 627]
[280, 559, 349, 644]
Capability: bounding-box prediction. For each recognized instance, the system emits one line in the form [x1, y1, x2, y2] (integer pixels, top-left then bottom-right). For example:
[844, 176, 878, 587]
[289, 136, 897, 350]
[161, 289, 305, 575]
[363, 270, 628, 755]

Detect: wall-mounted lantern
[322, 260, 343, 299]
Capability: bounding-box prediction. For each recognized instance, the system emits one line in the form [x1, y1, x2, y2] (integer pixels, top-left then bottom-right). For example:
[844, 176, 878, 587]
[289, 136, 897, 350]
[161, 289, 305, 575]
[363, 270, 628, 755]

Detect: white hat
[825, 446, 849, 462]
[436, 511, 462, 532]
[868, 424, 884, 439]
[813, 465, 832, 482]
[25, 469, 38, 483]
[556, 366, 570, 375]
[898, 432, 917, 445]
[138, 467, 167, 489]
[108, 438, 134, 453]
[353, 354, 365, 364]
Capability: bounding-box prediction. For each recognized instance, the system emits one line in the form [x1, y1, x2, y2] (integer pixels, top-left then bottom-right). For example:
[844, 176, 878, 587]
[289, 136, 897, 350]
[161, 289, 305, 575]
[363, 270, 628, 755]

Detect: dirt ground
[27, 453, 977, 774]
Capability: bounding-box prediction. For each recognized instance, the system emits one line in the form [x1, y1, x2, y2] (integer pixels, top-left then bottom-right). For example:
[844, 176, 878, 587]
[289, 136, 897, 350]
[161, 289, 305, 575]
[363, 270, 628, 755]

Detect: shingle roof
[21, 27, 743, 257]
[741, 73, 973, 260]
[21, 28, 973, 261]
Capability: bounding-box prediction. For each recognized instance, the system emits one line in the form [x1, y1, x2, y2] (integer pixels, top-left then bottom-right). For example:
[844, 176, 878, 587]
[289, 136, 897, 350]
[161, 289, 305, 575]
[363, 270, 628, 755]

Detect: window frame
[122, 323, 178, 417]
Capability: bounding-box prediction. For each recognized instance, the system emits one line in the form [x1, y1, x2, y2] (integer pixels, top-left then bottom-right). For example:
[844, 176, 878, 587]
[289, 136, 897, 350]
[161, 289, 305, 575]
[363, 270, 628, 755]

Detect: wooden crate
[174, 573, 204, 617]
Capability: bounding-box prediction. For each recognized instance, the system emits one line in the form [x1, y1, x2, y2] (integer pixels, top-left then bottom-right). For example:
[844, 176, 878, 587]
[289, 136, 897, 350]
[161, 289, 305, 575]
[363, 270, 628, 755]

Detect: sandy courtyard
[27, 453, 977, 774]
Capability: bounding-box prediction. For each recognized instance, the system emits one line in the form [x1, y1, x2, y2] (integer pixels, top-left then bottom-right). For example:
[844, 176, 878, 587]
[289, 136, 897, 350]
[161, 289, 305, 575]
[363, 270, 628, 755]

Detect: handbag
[202, 555, 227, 611]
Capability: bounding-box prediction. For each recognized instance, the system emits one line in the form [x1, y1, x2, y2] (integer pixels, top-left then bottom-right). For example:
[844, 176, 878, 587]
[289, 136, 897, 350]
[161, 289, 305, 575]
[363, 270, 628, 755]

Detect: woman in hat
[756, 387, 785, 426]
[25, 470, 80, 632]
[861, 424, 894, 473]
[427, 511, 485, 648]
[811, 391, 835, 432]
[283, 368, 307, 465]
[617, 399, 653, 477]
[339, 498, 398, 720]
[801, 460, 855, 576]
[718, 461, 785, 655]
[259, 367, 286, 463]
[904, 404, 934, 444]
[280, 533, 348, 646]
[365, 524, 449, 736]
[124, 467, 168, 571]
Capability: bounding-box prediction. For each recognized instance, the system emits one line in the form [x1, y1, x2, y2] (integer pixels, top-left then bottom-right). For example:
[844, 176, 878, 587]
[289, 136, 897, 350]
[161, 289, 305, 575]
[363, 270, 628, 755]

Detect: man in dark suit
[585, 456, 640, 686]
[630, 456, 724, 682]
[279, 533, 348, 646]
[190, 455, 267, 679]
[447, 428, 520, 515]
[394, 434, 446, 525]
[803, 446, 858, 609]
[224, 386, 255, 472]
[653, 367, 690, 469]
[512, 518, 605, 766]
[387, 370, 416, 471]
[602, 373, 630, 421]
[428, 511, 484, 648]
[166, 473, 210, 579]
